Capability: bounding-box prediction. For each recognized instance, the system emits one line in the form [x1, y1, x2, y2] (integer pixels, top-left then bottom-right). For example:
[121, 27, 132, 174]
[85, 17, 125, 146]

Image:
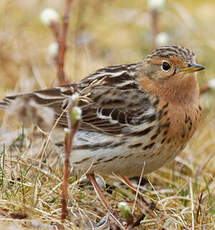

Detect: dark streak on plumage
[163, 130, 168, 136]
[158, 110, 163, 120]
[151, 133, 158, 141]
[73, 157, 91, 165]
[76, 140, 124, 151]
[130, 126, 155, 137]
[163, 110, 168, 116]
[128, 143, 142, 149]
[152, 97, 159, 106]
[117, 82, 140, 90]
[102, 156, 118, 163]
[181, 126, 186, 138]
[167, 138, 171, 144]
[143, 142, 155, 150]
[162, 102, 169, 109]
[124, 153, 133, 159]
[161, 138, 166, 144]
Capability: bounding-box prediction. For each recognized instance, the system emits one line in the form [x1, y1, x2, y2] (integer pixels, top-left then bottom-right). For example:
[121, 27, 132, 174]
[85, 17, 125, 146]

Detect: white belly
[68, 130, 183, 177]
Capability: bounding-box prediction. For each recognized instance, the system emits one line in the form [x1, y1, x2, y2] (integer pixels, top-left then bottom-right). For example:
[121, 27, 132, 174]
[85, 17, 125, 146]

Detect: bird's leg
[87, 173, 112, 210]
[86, 173, 125, 228]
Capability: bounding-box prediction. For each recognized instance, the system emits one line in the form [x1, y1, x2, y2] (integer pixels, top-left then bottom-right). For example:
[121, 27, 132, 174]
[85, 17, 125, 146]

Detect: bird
[0, 45, 205, 222]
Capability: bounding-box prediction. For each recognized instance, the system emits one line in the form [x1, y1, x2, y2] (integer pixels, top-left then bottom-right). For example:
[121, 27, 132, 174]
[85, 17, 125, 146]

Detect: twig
[189, 178, 195, 230]
[196, 192, 203, 224]
[132, 165, 145, 214]
[151, 9, 159, 49]
[61, 104, 79, 223]
[57, 0, 73, 85]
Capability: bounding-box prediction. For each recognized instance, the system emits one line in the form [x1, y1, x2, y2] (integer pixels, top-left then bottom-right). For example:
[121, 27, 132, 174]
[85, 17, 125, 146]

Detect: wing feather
[0, 64, 158, 135]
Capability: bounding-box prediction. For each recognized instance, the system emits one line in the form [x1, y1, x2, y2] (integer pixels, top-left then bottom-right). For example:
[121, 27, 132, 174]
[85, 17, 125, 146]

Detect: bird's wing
[0, 64, 159, 135]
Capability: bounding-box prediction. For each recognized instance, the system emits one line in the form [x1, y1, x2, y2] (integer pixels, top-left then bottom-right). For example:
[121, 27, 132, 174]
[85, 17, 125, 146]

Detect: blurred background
[0, 0, 213, 91]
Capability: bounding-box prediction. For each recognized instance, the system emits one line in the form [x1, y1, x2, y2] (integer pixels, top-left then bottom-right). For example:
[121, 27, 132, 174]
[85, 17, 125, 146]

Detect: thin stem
[57, 0, 73, 85]
[61, 104, 79, 223]
[151, 9, 159, 49]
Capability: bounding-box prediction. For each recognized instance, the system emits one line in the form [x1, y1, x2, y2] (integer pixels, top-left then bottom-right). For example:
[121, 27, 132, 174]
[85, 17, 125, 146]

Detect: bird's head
[138, 45, 205, 104]
[140, 45, 205, 82]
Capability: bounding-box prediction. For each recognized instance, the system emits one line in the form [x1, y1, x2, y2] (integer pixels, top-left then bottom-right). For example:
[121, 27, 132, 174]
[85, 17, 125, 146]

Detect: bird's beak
[180, 63, 205, 73]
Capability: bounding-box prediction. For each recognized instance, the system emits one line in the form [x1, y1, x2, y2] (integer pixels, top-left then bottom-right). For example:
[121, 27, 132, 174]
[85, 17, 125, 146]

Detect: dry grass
[0, 0, 215, 229]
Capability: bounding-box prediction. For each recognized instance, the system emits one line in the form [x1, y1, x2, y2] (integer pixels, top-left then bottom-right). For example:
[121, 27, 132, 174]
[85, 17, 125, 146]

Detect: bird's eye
[161, 61, 171, 71]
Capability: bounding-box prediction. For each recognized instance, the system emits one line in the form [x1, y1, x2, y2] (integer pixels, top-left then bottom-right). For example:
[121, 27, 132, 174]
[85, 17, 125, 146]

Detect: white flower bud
[48, 42, 59, 57]
[208, 78, 215, 90]
[64, 128, 70, 133]
[71, 93, 79, 103]
[147, 0, 166, 11]
[40, 8, 60, 26]
[155, 32, 169, 46]
[118, 201, 131, 212]
[118, 202, 132, 221]
[71, 106, 82, 124]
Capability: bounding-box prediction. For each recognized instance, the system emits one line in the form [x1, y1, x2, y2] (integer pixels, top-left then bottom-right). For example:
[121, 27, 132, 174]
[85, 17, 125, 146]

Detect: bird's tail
[0, 84, 77, 116]
[0, 100, 8, 110]
[0, 95, 18, 110]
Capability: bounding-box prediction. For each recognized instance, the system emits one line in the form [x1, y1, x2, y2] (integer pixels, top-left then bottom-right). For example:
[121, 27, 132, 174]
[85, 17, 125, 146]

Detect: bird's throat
[140, 74, 200, 106]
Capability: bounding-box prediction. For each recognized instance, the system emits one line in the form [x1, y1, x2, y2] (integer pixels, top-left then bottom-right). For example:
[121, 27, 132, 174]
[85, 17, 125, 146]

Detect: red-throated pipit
[0, 45, 205, 225]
